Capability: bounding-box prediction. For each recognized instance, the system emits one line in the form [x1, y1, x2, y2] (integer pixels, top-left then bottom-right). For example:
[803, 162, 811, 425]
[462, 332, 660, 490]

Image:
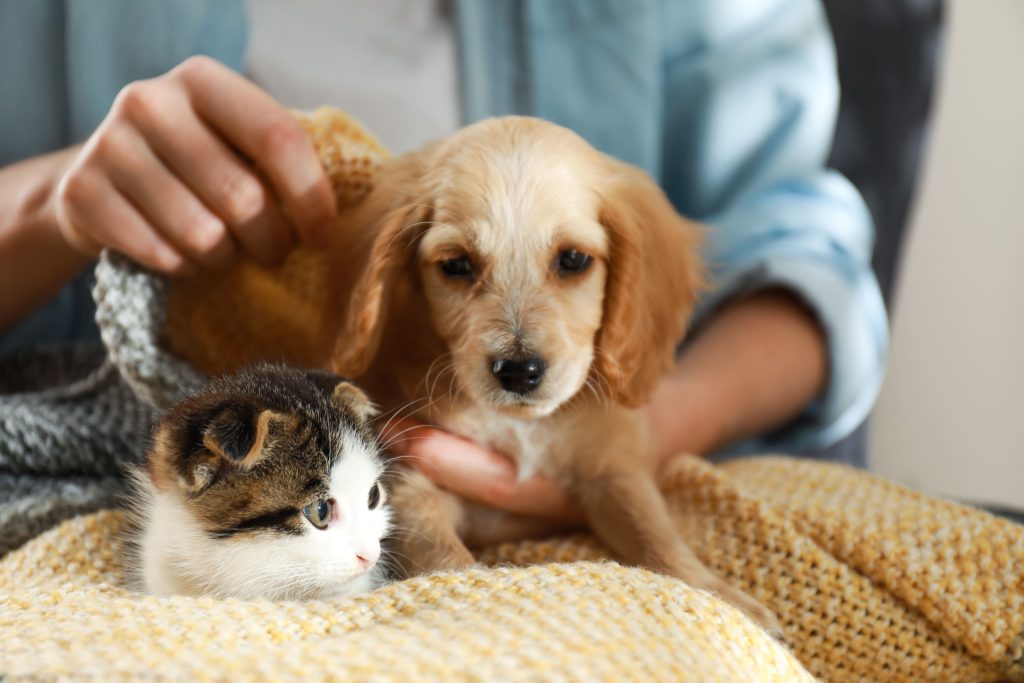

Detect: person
[0, 0, 886, 525]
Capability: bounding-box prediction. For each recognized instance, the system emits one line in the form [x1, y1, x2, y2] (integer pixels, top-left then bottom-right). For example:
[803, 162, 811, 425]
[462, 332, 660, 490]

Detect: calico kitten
[129, 363, 391, 600]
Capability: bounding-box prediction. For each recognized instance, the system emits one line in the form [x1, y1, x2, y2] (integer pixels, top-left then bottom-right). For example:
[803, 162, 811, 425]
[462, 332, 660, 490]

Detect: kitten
[128, 363, 392, 600]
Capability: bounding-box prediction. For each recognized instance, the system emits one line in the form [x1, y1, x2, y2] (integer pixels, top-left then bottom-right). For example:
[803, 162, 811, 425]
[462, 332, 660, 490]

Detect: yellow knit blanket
[2, 456, 1021, 682]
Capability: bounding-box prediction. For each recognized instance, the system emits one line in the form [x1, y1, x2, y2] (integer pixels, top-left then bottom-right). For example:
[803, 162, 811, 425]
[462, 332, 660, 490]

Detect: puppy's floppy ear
[595, 162, 706, 408]
[305, 369, 379, 423]
[332, 151, 435, 377]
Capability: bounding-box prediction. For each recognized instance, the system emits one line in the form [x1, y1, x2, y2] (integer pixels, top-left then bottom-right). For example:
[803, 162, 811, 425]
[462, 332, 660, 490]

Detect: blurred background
[871, 0, 1024, 510]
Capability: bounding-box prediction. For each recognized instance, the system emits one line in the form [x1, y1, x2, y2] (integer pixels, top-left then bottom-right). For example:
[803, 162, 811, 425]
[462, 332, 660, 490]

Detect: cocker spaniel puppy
[332, 116, 778, 630]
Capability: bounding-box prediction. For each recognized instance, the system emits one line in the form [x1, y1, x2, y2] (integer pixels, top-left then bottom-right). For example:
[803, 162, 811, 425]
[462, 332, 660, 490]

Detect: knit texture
[0, 347, 152, 554]
[2, 455, 1021, 682]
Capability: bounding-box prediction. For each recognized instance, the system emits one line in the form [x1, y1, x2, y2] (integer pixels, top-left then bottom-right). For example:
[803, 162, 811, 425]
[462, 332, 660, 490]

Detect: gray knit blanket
[0, 253, 205, 555]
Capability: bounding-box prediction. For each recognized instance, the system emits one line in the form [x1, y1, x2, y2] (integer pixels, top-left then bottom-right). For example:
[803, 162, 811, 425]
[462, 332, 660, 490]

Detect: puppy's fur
[331, 117, 778, 629]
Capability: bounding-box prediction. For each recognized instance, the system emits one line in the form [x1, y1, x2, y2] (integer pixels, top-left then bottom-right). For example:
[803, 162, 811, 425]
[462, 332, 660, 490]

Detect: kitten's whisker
[379, 548, 418, 568]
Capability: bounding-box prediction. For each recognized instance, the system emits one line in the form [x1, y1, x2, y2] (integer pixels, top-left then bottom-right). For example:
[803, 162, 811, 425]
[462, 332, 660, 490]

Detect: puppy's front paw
[394, 536, 476, 577]
[651, 555, 783, 637]
[422, 542, 477, 574]
[714, 583, 784, 638]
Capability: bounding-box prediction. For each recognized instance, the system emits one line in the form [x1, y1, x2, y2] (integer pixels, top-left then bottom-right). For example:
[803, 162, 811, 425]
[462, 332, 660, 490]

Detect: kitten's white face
[139, 428, 392, 601]
[215, 432, 389, 600]
[135, 365, 393, 601]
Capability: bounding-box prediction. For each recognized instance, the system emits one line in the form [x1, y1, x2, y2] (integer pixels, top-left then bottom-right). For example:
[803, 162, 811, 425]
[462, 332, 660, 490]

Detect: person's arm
[644, 290, 827, 460]
[0, 147, 91, 333]
[678, 0, 888, 453]
[0, 56, 338, 335]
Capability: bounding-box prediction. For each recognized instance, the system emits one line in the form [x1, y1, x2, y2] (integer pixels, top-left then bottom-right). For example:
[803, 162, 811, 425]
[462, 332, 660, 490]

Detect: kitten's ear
[203, 406, 283, 471]
[305, 369, 379, 423]
[331, 381, 378, 423]
[160, 403, 288, 495]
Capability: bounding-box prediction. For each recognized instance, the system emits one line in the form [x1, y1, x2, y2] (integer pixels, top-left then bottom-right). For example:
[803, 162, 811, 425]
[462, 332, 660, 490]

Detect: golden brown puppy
[331, 116, 778, 630]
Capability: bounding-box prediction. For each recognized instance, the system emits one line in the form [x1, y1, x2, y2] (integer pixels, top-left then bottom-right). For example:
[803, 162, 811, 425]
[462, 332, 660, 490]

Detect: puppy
[330, 116, 779, 630]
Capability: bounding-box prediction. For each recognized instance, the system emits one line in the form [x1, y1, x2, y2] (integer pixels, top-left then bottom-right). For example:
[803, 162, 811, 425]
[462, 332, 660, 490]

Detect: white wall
[870, 0, 1024, 509]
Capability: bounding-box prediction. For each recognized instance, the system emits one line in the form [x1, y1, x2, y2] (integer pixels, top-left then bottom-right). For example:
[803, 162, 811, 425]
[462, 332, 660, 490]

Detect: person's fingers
[54, 196, 103, 257]
[392, 423, 582, 522]
[227, 196, 296, 266]
[123, 82, 292, 266]
[56, 168, 193, 275]
[174, 56, 337, 246]
[103, 127, 237, 270]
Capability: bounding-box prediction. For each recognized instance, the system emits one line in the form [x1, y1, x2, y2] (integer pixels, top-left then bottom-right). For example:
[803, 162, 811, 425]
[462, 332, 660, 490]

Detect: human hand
[385, 398, 702, 524]
[55, 56, 337, 275]
[385, 419, 584, 525]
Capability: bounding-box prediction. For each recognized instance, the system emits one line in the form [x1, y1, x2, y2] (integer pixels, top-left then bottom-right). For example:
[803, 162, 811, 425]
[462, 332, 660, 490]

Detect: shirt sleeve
[675, 0, 889, 453]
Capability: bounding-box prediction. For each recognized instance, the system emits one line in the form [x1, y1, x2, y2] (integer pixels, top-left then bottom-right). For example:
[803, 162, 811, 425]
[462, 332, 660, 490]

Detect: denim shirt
[0, 0, 886, 455]
[456, 0, 888, 455]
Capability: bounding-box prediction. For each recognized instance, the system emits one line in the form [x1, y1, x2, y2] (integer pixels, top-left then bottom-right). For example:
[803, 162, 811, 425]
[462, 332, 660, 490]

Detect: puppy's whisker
[379, 547, 417, 567]
[381, 454, 432, 470]
[403, 222, 443, 254]
[381, 467, 442, 489]
[379, 425, 437, 452]
[585, 373, 612, 408]
[421, 354, 455, 398]
[380, 210, 455, 256]
[582, 376, 598, 404]
[372, 396, 431, 427]
[390, 524, 442, 546]
[374, 396, 434, 443]
[424, 360, 456, 408]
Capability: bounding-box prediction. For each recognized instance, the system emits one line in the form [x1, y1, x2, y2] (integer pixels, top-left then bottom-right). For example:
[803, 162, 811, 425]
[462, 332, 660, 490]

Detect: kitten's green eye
[368, 482, 382, 510]
[303, 499, 333, 530]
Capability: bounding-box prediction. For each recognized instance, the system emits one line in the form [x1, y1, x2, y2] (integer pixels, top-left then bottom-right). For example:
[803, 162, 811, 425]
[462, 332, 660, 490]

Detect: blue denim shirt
[1, 0, 887, 455]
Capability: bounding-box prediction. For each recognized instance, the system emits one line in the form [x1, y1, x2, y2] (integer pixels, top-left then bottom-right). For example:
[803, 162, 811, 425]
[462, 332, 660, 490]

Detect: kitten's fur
[128, 364, 392, 600]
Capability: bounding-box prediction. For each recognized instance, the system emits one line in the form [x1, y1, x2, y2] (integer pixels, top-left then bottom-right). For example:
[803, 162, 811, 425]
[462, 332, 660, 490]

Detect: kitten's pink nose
[356, 543, 380, 568]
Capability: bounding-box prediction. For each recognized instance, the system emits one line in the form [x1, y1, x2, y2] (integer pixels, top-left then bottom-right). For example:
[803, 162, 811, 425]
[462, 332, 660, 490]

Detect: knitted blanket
[2, 109, 1022, 682]
[2, 456, 1022, 682]
[0, 346, 152, 555]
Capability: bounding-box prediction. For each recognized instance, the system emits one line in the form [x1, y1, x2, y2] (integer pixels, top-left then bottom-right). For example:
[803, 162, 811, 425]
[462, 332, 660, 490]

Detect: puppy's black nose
[491, 357, 547, 395]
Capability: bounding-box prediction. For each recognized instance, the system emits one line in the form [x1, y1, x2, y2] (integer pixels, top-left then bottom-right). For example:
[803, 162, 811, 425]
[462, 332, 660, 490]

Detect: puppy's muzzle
[491, 357, 547, 395]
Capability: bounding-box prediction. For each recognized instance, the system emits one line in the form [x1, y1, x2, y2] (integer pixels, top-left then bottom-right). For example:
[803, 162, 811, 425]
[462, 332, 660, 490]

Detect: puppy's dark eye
[440, 256, 473, 279]
[368, 482, 382, 510]
[303, 499, 332, 530]
[556, 249, 592, 275]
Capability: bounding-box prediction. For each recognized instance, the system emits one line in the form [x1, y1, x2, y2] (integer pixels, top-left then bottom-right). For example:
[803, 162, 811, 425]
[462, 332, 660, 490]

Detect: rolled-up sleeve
[669, 0, 888, 452]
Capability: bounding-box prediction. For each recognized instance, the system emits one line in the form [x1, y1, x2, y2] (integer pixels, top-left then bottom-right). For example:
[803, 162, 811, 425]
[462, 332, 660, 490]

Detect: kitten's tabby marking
[129, 364, 392, 600]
